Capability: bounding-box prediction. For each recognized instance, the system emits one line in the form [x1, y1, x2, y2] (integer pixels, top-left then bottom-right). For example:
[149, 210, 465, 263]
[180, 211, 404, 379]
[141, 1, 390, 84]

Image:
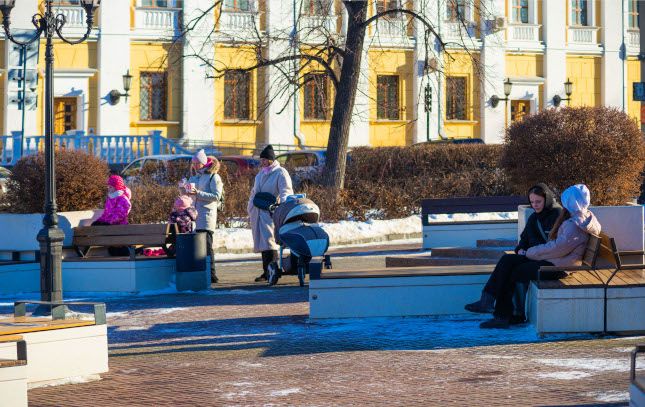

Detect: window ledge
[445, 120, 478, 124]
[218, 120, 260, 125]
[371, 119, 408, 124]
[134, 120, 180, 125]
[302, 119, 331, 123]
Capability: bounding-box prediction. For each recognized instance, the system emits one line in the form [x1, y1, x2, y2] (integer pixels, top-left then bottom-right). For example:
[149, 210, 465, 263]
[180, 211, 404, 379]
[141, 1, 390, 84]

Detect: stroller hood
[279, 222, 329, 258]
[273, 196, 320, 232]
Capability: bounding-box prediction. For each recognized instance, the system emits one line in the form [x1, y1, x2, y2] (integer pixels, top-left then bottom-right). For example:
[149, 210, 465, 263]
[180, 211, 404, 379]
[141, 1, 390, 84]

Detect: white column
[601, 0, 626, 109]
[412, 0, 439, 143]
[182, 0, 215, 142]
[264, 0, 298, 147]
[345, 2, 370, 147]
[97, 0, 131, 135]
[3, 0, 39, 137]
[479, 0, 506, 144]
[543, 0, 567, 109]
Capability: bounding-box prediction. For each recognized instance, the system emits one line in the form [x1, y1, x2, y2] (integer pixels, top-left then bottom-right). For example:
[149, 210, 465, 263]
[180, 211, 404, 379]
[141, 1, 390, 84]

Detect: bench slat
[74, 224, 170, 237]
[74, 235, 169, 247]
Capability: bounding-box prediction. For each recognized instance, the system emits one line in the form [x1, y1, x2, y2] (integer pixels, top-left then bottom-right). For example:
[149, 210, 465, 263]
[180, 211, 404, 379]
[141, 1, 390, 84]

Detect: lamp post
[0, 0, 100, 313]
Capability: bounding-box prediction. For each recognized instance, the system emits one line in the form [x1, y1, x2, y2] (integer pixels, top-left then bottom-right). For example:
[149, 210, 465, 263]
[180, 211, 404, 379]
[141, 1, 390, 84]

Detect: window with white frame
[446, 0, 466, 22]
[511, 0, 529, 24]
[223, 0, 253, 12]
[570, 0, 589, 26]
[628, 0, 639, 28]
[140, 0, 183, 8]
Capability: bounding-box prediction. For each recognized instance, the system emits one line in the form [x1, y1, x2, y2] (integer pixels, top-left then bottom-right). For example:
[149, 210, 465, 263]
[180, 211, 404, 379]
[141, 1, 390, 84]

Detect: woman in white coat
[248, 145, 294, 282]
[187, 149, 224, 284]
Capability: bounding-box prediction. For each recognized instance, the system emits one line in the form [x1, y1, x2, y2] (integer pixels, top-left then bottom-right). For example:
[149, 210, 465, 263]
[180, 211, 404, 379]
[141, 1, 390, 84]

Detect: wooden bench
[73, 224, 178, 260]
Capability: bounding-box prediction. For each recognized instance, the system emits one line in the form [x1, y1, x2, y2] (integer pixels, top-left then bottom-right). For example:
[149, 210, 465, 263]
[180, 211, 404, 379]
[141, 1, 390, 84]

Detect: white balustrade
[299, 15, 337, 43]
[374, 17, 408, 38]
[627, 29, 640, 49]
[219, 11, 260, 36]
[54, 5, 86, 28]
[442, 20, 475, 41]
[568, 26, 599, 45]
[508, 24, 541, 43]
[134, 7, 182, 38]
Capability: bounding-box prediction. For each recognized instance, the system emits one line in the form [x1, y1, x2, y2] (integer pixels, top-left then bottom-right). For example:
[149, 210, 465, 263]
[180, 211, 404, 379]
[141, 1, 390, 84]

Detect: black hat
[260, 144, 275, 160]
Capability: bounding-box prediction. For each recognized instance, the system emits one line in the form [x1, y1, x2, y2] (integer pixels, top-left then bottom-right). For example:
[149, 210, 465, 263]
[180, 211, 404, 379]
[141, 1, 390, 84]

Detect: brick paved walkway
[6, 254, 644, 406]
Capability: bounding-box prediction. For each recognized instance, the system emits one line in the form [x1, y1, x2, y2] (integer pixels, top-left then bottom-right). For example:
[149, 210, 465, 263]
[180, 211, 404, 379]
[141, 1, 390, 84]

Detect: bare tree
[180, 0, 491, 191]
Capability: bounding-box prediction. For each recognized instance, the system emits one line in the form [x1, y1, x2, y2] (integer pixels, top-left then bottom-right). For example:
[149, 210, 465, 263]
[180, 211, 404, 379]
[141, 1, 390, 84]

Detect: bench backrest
[421, 196, 526, 226]
[581, 233, 602, 268]
[73, 223, 177, 247]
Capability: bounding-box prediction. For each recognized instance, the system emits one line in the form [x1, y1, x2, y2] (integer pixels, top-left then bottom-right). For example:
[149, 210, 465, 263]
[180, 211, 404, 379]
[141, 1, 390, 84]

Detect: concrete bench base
[0, 363, 27, 406]
[0, 325, 108, 388]
[309, 266, 491, 319]
[423, 222, 517, 249]
[528, 282, 645, 334]
[0, 258, 177, 295]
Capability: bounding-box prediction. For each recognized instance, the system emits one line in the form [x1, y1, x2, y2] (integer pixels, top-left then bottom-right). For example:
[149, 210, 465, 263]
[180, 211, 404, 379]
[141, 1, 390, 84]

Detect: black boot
[480, 317, 510, 329]
[465, 291, 495, 314]
[210, 268, 218, 284]
[256, 251, 275, 282]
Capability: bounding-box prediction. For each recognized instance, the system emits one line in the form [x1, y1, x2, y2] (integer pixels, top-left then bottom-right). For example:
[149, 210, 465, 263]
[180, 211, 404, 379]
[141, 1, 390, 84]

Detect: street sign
[634, 82, 645, 101]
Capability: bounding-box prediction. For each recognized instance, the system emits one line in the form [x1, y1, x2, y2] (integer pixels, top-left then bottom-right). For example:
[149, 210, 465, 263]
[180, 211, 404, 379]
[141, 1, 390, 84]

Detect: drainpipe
[622, 0, 626, 112]
[293, 0, 298, 148]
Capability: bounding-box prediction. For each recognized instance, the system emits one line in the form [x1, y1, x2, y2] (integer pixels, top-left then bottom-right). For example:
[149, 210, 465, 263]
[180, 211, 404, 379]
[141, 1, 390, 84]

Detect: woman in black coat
[464, 183, 562, 322]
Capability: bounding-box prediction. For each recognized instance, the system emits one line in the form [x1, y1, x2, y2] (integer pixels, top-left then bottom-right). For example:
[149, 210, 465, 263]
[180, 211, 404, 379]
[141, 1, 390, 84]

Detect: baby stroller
[258, 194, 332, 286]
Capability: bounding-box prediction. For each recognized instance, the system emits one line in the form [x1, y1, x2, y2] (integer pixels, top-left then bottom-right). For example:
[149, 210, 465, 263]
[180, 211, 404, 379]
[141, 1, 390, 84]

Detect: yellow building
[0, 0, 642, 150]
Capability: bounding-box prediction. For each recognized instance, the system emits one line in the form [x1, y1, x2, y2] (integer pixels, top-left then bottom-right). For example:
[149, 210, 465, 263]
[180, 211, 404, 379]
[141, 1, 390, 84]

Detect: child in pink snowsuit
[94, 175, 132, 225]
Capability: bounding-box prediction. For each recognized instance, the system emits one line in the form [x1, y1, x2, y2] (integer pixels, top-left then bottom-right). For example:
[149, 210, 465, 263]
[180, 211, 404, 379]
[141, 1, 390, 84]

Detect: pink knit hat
[174, 195, 193, 211]
[108, 175, 127, 191]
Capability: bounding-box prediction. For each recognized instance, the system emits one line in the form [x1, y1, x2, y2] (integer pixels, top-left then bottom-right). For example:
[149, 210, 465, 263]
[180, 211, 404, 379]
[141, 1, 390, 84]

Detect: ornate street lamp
[490, 78, 513, 108]
[108, 70, 133, 105]
[553, 78, 573, 107]
[0, 0, 100, 314]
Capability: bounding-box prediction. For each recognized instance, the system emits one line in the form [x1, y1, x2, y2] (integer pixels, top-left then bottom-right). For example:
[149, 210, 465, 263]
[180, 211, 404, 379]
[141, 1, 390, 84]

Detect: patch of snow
[119, 369, 139, 374]
[538, 371, 592, 380]
[238, 361, 263, 368]
[269, 388, 301, 397]
[29, 374, 102, 389]
[106, 311, 130, 318]
[154, 307, 188, 315]
[535, 358, 630, 372]
[231, 382, 254, 387]
[427, 211, 517, 223]
[585, 390, 630, 403]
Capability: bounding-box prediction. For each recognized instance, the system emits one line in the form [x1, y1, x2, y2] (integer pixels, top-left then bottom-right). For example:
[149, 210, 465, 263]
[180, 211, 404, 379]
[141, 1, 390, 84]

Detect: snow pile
[427, 211, 518, 223]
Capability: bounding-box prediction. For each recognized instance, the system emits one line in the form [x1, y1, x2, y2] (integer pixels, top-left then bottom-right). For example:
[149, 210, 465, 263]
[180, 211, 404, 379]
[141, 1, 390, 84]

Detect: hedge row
[2, 106, 643, 224]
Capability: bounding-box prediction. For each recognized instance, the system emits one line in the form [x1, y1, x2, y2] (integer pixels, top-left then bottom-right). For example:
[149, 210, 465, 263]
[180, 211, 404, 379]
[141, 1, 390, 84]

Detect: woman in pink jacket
[478, 184, 601, 329]
[93, 175, 132, 256]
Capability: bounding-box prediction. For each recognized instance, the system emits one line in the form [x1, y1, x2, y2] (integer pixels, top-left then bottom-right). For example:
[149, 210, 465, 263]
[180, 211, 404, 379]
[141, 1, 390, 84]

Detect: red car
[219, 155, 260, 176]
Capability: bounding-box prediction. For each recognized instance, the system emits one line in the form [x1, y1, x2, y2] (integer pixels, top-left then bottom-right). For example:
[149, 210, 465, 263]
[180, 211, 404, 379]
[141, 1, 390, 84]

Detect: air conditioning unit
[493, 16, 507, 31]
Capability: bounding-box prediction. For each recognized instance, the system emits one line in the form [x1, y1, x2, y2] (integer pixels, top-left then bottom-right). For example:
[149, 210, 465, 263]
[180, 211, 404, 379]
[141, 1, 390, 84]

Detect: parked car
[219, 155, 260, 176]
[0, 166, 10, 194]
[121, 154, 192, 185]
[276, 150, 351, 190]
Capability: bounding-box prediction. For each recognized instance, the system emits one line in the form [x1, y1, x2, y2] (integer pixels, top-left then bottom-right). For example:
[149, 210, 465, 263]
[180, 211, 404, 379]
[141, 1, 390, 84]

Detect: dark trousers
[196, 229, 216, 275]
[487, 254, 560, 318]
[261, 250, 278, 277]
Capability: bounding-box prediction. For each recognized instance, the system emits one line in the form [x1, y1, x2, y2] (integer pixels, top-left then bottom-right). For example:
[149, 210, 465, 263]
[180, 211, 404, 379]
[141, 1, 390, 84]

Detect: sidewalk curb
[213, 232, 422, 255]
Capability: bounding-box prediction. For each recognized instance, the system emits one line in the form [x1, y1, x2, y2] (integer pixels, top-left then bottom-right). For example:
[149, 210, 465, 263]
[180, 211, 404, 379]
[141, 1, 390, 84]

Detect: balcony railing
[374, 17, 409, 38]
[568, 26, 599, 45]
[299, 14, 337, 41]
[219, 10, 260, 39]
[52, 5, 98, 37]
[508, 23, 541, 43]
[442, 20, 476, 42]
[134, 7, 182, 38]
[627, 28, 640, 50]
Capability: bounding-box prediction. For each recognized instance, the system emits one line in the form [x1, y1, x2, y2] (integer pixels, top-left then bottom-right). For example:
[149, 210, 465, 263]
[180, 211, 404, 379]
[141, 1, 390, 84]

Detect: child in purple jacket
[169, 195, 198, 234]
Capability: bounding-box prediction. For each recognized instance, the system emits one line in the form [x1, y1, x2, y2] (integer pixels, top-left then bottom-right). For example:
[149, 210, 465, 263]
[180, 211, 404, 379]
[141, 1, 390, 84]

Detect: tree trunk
[322, 0, 368, 190]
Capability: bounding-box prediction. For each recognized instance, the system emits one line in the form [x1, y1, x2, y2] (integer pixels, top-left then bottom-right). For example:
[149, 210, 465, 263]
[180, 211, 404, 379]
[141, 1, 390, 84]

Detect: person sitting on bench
[92, 174, 132, 256]
[467, 184, 601, 329]
[465, 183, 561, 316]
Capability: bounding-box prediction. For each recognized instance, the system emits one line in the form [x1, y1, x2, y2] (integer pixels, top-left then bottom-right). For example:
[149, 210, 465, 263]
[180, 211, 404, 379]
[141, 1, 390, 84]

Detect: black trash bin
[175, 232, 207, 273]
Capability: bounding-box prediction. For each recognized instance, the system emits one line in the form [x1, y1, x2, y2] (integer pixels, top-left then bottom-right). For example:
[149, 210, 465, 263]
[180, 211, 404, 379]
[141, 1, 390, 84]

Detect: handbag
[253, 192, 277, 211]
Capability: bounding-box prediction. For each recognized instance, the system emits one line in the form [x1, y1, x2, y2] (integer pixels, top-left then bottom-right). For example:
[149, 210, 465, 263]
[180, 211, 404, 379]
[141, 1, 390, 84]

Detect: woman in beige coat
[248, 145, 294, 282]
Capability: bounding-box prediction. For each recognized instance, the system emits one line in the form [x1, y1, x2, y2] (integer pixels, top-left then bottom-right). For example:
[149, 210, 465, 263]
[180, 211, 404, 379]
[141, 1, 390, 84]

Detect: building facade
[0, 0, 642, 149]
